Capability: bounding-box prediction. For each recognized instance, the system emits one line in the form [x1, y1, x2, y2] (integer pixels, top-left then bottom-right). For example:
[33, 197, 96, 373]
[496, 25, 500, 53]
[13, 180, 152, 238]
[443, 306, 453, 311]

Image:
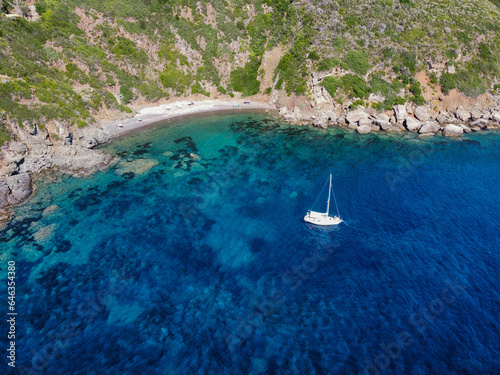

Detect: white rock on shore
[346, 109, 369, 124]
[414, 106, 431, 122]
[404, 117, 422, 132]
[419, 121, 440, 135]
[442, 124, 464, 137]
[394, 105, 408, 122]
[455, 106, 471, 122]
[0, 173, 32, 208]
[356, 125, 372, 134]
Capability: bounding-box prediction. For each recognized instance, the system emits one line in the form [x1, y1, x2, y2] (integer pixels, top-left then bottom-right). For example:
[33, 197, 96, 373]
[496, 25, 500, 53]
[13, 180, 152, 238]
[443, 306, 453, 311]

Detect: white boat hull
[304, 211, 343, 226]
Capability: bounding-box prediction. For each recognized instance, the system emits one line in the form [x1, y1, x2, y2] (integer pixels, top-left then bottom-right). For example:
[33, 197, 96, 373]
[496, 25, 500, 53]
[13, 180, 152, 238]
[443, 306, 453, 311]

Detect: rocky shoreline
[1, 98, 500, 227]
[279, 102, 500, 136]
[0, 122, 115, 226]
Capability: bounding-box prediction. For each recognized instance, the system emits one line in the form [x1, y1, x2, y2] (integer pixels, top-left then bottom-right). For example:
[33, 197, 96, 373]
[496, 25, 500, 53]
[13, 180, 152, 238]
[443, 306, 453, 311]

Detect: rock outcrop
[455, 106, 471, 122]
[414, 106, 431, 122]
[346, 109, 369, 124]
[419, 121, 440, 135]
[356, 125, 372, 134]
[394, 105, 408, 123]
[0, 173, 32, 209]
[404, 117, 422, 132]
[0, 123, 114, 211]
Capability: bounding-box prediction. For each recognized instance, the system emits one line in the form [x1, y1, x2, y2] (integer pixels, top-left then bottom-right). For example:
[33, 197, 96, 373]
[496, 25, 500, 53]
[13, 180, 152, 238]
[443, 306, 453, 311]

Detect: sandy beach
[101, 100, 277, 137]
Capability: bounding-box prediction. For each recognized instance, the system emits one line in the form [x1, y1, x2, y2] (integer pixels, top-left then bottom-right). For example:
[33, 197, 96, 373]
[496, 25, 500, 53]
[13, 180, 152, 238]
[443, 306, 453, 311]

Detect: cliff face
[1, 0, 500, 215]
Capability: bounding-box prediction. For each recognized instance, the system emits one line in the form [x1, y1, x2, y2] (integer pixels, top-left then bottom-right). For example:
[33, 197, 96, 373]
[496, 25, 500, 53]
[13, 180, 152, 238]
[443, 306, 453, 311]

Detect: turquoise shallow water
[1, 112, 499, 374]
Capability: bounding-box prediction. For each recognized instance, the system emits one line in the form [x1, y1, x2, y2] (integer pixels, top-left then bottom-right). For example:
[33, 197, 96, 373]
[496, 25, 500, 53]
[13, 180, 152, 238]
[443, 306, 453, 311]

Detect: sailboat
[304, 174, 343, 226]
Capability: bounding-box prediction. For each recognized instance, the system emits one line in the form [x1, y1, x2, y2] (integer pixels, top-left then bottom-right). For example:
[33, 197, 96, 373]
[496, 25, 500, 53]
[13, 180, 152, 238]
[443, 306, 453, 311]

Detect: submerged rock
[34, 224, 57, 245]
[42, 204, 60, 217]
[116, 159, 159, 176]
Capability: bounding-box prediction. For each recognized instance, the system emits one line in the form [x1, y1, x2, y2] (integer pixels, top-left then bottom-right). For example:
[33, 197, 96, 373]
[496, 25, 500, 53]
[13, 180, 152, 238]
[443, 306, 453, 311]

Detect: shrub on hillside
[229, 57, 261, 96]
[342, 51, 371, 75]
[318, 58, 341, 72]
[439, 73, 457, 94]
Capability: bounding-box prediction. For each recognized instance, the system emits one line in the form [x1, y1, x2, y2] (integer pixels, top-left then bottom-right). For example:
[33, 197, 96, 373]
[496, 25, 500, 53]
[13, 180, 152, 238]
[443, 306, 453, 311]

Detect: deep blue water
[1, 112, 499, 374]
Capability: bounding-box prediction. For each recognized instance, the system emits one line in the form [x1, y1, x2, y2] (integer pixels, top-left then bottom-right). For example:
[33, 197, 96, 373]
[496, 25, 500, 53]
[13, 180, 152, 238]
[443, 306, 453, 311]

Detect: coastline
[2, 97, 500, 228]
[101, 100, 277, 138]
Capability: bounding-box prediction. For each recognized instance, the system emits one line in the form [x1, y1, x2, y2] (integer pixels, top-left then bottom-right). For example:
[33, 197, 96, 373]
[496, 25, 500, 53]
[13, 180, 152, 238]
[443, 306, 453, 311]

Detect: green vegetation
[0, 0, 499, 136]
[318, 57, 341, 72]
[229, 57, 261, 96]
[0, 122, 11, 145]
[342, 51, 372, 75]
[160, 66, 191, 95]
[274, 8, 313, 95]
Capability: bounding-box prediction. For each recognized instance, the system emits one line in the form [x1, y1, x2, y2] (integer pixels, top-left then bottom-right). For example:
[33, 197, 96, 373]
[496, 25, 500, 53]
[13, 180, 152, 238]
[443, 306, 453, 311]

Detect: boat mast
[326, 174, 332, 216]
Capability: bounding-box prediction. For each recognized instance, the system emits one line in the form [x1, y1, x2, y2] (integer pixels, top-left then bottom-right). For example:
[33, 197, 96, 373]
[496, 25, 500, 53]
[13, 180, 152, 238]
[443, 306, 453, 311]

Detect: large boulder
[346, 109, 369, 124]
[312, 112, 329, 129]
[375, 113, 390, 122]
[419, 121, 440, 134]
[49, 146, 115, 175]
[455, 106, 471, 122]
[404, 117, 422, 132]
[76, 126, 110, 149]
[393, 105, 407, 122]
[442, 124, 464, 137]
[0, 142, 28, 177]
[373, 119, 391, 131]
[0, 173, 32, 208]
[414, 106, 431, 122]
[470, 119, 488, 129]
[490, 111, 500, 123]
[356, 125, 372, 134]
[358, 117, 372, 127]
[436, 113, 453, 125]
[469, 107, 483, 120]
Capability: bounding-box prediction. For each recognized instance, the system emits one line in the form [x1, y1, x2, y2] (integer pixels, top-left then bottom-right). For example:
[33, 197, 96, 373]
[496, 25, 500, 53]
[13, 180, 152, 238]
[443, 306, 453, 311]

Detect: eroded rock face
[76, 126, 110, 149]
[455, 106, 471, 122]
[0, 173, 32, 208]
[356, 125, 372, 134]
[436, 113, 453, 125]
[490, 111, 500, 123]
[0, 122, 114, 212]
[394, 105, 407, 122]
